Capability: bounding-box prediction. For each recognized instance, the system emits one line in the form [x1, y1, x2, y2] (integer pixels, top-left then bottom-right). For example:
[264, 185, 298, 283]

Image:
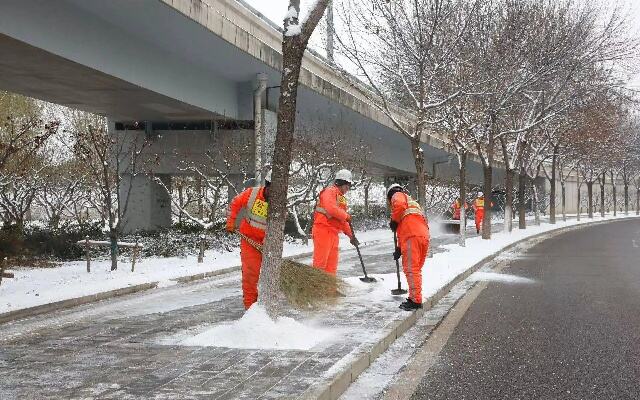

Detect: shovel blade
[391, 288, 407, 295]
[359, 276, 377, 283]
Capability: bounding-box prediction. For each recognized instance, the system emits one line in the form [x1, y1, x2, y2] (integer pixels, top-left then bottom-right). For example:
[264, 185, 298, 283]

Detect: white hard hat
[264, 170, 272, 183]
[386, 183, 403, 199]
[335, 169, 353, 184]
[477, 191, 483, 197]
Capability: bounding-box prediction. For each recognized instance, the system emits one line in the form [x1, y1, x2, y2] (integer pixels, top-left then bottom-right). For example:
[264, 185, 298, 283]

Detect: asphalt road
[411, 219, 640, 400]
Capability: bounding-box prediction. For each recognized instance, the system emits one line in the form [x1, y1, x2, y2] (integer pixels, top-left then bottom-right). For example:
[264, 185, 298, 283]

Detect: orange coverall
[451, 199, 468, 220]
[473, 197, 493, 233]
[312, 185, 353, 275]
[390, 192, 430, 305]
[227, 186, 268, 309]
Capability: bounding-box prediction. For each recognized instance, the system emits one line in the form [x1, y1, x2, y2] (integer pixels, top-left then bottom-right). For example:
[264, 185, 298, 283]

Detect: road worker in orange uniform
[450, 197, 468, 234]
[226, 171, 272, 309]
[312, 169, 359, 275]
[387, 184, 430, 311]
[451, 197, 468, 220]
[472, 191, 492, 234]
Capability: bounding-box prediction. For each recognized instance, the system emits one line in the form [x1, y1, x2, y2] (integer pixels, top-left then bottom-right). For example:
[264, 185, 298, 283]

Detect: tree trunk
[624, 183, 629, 215]
[561, 182, 566, 222]
[577, 183, 581, 221]
[499, 137, 513, 233]
[587, 181, 593, 218]
[196, 176, 203, 220]
[504, 168, 514, 233]
[109, 228, 118, 271]
[549, 152, 557, 224]
[637, 189, 639, 216]
[364, 182, 370, 217]
[518, 170, 527, 229]
[459, 152, 467, 247]
[611, 171, 617, 217]
[178, 183, 184, 224]
[481, 130, 495, 240]
[259, 1, 329, 318]
[412, 138, 427, 210]
[482, 163, 492, 239]
[532, 181, 540, 226]
[599, 172, 606, 217]
[325, 0, 335, 63]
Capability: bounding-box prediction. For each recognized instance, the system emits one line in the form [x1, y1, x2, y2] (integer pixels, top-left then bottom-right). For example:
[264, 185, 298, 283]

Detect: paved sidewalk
[0, 225, 494, 399]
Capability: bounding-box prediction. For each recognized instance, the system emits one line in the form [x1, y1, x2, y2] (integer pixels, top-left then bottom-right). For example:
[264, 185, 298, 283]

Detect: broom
[236, 232, 345, 308]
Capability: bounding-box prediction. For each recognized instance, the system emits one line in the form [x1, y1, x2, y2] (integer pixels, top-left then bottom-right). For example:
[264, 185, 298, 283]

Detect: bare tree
[0, 93, 59, 230]
[334, 0, 476, 209]
[70, 112, 149, 271]
[260, 0, 331, 318]
[35, 160, 86, 229]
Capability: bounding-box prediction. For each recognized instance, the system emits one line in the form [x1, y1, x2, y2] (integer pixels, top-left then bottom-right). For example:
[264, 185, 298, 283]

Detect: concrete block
[382, 328, 397, 350]
[369, 339, 386, 361]
[298, 384, 330, 400]
[221, 19, 237, 44]
[329, 370, 351, 400]
[397, 312, 418, 336]
[172, 0, 191, 16]
[235, 29, 249, 51]
[207, 5, 224, 35]
[190, 0, 208, 26]
[350, 352, 370, 382]
[423, 298, 433, 310]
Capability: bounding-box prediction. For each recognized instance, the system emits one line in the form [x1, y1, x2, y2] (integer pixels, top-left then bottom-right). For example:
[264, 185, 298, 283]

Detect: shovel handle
[393, 231, 403, 291]
[348, 221, 370, 279]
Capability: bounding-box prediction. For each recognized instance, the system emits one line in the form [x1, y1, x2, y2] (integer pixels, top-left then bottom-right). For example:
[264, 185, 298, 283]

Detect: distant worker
[450, 197, 468, 233]
[312, 169, 358, 275]
[451, 197, 469, 220]
[387, 184, 430, 311]
[472, 191, 493, 234]
[226, 170, 271, 309]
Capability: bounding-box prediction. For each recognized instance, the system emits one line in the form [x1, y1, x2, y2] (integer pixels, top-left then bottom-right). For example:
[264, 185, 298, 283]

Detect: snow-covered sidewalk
[0, 229, 392, 315]
[1, 213, 636, 400]
[1, 213, 636, 316]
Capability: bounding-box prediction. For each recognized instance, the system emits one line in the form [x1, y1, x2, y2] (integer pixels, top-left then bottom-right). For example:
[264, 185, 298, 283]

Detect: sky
[241, 0, 640, 90]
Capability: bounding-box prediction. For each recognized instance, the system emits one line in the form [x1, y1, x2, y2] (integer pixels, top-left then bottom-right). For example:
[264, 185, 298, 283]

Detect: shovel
[391, 231, 407, 295]
[348, 221, 376, 283]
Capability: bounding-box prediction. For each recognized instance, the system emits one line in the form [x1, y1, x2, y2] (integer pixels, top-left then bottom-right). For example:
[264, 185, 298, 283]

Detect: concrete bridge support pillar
[119, 174, 172, 233]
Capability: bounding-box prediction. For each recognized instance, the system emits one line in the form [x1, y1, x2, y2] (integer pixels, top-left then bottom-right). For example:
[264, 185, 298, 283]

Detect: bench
[440, 219, 467, 234]
[76, 237, 144, 272]
[0, 260, 14, 286]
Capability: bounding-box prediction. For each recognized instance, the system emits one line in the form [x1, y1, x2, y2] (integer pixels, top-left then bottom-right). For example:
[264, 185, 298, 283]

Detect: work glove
[393, 246, 402, 261]
[389, 220, 398, 232]
[350, 236, 360, 247]
[225, 223, 235, 233]
[345, 214, 352, 222]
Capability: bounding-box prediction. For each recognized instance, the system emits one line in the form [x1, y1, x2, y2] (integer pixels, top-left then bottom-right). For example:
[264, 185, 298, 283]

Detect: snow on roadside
[470, 271, 536, 284]
[169, 304, 335, 350]
[0, 228, 391, 314]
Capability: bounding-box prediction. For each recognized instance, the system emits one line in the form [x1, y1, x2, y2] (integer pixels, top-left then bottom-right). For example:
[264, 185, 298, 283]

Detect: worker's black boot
[399, 298, 422, 311]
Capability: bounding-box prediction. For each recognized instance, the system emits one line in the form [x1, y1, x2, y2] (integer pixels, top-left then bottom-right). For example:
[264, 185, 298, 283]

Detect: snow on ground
[1, 214, 636, 315]
[343, 213, 636, 303]
[167, 304, 336, 350]
[0, 228, 390, 314]
[470, 271, 537, 284]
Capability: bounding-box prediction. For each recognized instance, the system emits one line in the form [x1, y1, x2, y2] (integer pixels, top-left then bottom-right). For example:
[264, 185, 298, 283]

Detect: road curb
[300, 216, 639, 400]
[0, 239, 389, 325]
[0, 282, 158, 325]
